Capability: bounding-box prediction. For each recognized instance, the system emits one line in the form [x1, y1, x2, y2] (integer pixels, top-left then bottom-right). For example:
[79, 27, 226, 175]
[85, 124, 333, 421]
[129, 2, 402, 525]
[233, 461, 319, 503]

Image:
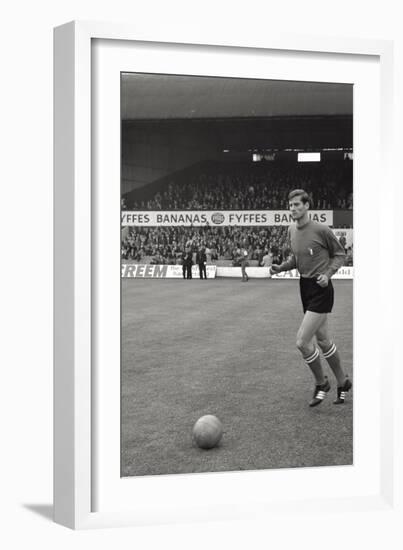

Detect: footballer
[270, 189, 352, 406]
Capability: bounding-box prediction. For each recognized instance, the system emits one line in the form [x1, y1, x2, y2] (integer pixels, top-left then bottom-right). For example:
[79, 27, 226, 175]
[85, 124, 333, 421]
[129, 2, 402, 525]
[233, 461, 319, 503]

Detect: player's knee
[316, 337, 330, 351]
[296, 338, 309, 354]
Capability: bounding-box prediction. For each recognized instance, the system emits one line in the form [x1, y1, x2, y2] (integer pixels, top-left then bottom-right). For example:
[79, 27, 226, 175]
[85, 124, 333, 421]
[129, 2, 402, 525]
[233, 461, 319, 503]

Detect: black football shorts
[299, 277, 334, 314]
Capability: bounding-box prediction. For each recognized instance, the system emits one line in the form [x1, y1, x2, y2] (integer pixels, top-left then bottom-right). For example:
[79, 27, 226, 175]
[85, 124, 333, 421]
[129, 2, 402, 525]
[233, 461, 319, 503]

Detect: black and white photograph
[2, 0, 399, 541]
[120, 73, 353, 477]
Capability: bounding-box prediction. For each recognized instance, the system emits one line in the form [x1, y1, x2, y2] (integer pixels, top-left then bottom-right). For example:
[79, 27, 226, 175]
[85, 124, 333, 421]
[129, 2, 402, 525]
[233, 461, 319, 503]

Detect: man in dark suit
[181, 250, 187, 279]
[196, 246, 207, 279]
[183, 247, 193, 279]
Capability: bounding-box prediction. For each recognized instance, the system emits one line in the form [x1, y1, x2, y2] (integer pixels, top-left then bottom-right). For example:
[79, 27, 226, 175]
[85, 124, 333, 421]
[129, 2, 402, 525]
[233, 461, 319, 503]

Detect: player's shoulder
[311, 220, 331, 234]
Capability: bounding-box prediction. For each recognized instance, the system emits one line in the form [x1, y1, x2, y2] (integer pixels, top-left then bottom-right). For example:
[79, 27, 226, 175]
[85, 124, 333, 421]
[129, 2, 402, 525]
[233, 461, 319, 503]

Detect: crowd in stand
[123, 162, 353, 211]
[121, 224, 353, 266]
[121, 162, 353, 265]
[121, 226, 290, 265]
[122, 225, 355, 267]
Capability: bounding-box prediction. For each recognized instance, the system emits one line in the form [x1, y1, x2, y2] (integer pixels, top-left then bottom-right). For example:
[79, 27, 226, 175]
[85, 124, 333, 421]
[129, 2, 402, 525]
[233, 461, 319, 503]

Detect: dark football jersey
[282, 221, 345, 278]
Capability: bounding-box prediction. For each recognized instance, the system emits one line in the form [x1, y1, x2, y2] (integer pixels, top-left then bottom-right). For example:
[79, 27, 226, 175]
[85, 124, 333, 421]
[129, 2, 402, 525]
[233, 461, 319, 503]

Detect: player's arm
[323, 227, 346, 279]
[270, 255, 296, 274]
[316, 228, 346, 286]
[270, 227, 295, 274]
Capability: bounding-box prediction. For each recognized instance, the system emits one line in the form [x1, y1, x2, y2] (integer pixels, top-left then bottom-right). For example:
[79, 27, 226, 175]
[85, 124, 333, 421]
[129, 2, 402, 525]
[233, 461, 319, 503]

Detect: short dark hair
[288, 189, 310, 205]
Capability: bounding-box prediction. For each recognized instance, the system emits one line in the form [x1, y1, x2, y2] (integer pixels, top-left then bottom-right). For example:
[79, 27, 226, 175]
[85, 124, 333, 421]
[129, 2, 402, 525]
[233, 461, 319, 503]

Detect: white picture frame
[54, 21, 398, 530]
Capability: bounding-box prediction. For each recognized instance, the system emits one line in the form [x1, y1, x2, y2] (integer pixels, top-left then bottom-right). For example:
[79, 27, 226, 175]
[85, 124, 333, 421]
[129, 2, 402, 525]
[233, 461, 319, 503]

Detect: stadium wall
[216, 266, 353, 279]
[121, 263, 217, 278]
[121, 263, 353, 279]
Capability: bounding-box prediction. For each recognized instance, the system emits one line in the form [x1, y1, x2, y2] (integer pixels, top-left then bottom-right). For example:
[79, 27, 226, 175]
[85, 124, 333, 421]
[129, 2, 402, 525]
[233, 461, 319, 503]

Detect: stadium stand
[123, 160, 353, 211]
[122, 225, 297, 266]
[121, 160, 353, 265]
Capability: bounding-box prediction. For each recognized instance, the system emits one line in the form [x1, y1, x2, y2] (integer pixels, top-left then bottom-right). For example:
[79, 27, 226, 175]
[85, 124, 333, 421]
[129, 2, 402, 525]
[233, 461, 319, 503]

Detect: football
[192, 414, 223, 449]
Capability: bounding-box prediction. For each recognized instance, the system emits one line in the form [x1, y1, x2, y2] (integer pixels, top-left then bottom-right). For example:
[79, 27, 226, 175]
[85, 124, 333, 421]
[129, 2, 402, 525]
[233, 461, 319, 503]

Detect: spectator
[261, 249, 273, 267]
[345, 246, 353, 266]
[196, 246, 207, 279]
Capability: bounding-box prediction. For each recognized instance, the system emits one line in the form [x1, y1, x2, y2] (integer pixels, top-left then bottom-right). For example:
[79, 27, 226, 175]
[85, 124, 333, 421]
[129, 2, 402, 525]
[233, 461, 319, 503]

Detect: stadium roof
[121, 73, 353, 120]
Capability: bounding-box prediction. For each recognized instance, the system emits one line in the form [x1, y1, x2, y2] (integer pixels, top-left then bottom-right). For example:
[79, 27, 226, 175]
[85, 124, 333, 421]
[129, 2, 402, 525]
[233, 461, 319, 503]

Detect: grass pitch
[121, 278, 353, 477]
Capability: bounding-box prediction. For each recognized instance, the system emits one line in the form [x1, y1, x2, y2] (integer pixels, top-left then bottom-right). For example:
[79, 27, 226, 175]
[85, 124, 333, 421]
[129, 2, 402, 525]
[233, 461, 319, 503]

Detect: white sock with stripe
[304, 347, 320, 365]
[322, 342, 337, 360]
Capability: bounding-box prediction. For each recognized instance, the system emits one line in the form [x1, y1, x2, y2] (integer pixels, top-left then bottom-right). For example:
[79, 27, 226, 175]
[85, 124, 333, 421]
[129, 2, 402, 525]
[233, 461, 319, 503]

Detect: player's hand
[270, 265, 281, 275]
[316, 274, 329, 287]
